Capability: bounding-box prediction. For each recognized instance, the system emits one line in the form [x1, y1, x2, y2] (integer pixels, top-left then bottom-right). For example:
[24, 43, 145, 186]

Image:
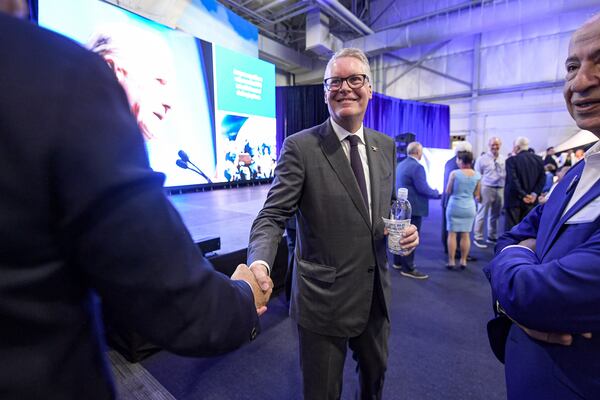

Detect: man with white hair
[503, 136, 545, 231]
[247, 48, 420, 399]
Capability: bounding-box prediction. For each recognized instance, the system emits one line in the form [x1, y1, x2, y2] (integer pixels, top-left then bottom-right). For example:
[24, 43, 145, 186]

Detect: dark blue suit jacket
[396, 157, 438, 217]
[484, 160, 600, 399]
[0, 15, 258, 399]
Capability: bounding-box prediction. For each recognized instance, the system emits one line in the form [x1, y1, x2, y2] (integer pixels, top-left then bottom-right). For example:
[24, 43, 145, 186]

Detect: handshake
[231, 262, 274, 316]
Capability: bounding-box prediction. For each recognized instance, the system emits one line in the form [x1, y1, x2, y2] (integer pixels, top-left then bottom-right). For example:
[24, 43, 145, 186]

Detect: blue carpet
[141, 199, 506, 399]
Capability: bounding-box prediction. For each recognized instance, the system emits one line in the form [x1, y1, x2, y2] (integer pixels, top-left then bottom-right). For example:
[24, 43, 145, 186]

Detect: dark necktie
[346, 134, 369, 209]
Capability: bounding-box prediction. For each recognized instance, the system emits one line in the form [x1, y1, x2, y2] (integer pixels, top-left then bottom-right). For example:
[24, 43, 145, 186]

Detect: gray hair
[407, 141, 422, 155]
[514, 136, 529, 151]
[454, 141, 473, 154]
[324, 48, 372, 82]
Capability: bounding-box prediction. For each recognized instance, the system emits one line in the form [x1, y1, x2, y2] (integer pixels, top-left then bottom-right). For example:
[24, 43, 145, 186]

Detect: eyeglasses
[323, 74, 369, 91]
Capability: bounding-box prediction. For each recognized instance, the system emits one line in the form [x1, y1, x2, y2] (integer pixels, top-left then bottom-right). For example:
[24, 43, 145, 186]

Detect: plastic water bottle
[388, 188, 412, 255]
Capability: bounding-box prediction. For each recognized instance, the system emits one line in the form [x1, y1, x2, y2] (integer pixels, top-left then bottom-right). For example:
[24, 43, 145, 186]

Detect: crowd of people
[2, 2, 600, 399]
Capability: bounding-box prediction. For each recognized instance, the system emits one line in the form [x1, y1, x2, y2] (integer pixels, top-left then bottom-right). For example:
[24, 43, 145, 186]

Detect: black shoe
[487, 238, 498, 245]
[400, 269, 429, 280]
[466, 255, 477, 262]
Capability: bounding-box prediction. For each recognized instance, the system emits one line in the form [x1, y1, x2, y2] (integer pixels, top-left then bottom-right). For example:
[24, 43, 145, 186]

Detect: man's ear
[324, 90, 328, 105]
[368, 83, 373, 99]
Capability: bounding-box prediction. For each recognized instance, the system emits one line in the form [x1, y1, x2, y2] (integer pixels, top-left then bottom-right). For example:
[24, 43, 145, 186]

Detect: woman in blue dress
[445, 151, 481, 269]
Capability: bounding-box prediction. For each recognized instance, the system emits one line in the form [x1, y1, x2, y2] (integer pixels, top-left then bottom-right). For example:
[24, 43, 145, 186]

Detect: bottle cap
[397, 188, 408, 200]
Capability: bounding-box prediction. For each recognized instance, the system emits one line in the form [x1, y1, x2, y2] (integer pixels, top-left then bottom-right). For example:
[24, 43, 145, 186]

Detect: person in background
[484, 15, 600, 399]
[445, 151, 481, 270]
[0, 9, 271, 399]
[473, 137, 505, 249]
[575, 148, 586, 162]
[246, 48, 419, 399]
[393, 141, 439, 279]
[503, 136, 545, 231]
[543, 146, 559, 174]
[442, 141, 477, 261]
[538, 165, 570, 204]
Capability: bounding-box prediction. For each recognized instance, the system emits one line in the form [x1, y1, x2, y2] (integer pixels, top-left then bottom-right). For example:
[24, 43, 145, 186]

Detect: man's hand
[518, 238, 536, 251]
[399, 224, 419, 254]
[249, 262, 274, 291]
[516, 322, 592, 346]
[523, 194, 534, 204]
[231, 264, 272, 316]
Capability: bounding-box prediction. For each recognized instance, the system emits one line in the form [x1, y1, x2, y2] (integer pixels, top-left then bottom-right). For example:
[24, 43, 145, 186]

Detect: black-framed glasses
[323, 74, 369, 91]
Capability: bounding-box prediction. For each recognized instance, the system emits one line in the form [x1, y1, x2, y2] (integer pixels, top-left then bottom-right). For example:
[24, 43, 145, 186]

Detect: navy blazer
[484, 160, 600, 399]
[395, 157, 438, 217]
[0, 15, 258, 399]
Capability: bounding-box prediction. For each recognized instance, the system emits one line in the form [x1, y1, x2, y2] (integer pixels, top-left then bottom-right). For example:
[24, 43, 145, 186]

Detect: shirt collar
[330, 118, 365, 144]
[584, 140, 600, 162]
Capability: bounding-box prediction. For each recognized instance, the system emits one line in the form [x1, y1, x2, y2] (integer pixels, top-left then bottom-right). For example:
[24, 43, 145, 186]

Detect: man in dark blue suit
[394, 142, 439, 279]
[0, 10, 271, 400]
[484, 15, 600, 399]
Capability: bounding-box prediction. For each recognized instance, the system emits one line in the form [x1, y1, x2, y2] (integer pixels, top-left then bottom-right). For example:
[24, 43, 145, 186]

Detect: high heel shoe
[460, 264, 467, 270]
[446, 264, 455, 270]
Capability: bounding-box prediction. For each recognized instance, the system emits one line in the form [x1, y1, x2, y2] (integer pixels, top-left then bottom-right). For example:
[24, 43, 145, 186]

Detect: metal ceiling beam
[254, 0, 289, 14]
[386, 41, 451, 87]
[346, 0, 600, 56]
[386, 53, 471, 87]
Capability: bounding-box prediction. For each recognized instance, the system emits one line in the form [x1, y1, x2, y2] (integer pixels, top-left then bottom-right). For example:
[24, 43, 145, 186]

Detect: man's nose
[570, 62, 600, 93]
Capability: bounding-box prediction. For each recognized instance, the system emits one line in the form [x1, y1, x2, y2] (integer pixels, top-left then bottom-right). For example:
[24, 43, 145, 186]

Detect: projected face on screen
[88, 25, 175, 141]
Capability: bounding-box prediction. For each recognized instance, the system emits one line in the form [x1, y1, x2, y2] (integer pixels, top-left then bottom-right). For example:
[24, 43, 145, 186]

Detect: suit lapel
[365, 130, 381, 226]
[540, 162, 600, 258]
[319, 120, 371, 228]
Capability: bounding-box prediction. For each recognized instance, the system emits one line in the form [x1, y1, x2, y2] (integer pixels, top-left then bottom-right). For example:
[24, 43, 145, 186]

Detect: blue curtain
[277, 85, 450, 157]
[364, 92, 450, 149]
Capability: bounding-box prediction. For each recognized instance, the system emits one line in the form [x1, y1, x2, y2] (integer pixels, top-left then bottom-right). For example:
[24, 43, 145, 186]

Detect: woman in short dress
[446, 151, 481, 269]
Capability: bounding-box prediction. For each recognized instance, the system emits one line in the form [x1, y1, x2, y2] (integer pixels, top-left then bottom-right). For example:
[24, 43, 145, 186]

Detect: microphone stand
[175, 159, 213, 183]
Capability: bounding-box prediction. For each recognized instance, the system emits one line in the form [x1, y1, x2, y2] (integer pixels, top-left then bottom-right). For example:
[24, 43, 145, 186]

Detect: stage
[168, 183, 272, 256]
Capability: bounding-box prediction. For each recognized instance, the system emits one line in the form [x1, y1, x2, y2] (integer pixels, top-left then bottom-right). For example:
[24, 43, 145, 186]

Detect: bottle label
[382, 218, 411, 255]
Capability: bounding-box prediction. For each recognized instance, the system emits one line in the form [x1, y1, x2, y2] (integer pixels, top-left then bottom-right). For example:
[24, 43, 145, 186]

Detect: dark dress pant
[297, 283, 389, 400]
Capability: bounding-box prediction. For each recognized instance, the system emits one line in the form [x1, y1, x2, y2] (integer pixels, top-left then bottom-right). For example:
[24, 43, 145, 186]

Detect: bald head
[407, 141, 423, 160]
[488, 137, 501, 157]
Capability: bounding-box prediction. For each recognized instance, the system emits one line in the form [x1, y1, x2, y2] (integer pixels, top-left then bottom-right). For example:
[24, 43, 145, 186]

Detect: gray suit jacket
[248, 119, 396, 337]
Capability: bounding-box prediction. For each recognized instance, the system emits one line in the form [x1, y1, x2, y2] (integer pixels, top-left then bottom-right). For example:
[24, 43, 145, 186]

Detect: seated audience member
[0, 10, 272, 400]
[484, 15, 600, 399]
[445, 151, 481, 270]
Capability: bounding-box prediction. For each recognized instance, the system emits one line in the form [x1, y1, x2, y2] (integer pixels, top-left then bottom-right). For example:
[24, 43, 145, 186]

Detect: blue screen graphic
[38, 0, 276, 188]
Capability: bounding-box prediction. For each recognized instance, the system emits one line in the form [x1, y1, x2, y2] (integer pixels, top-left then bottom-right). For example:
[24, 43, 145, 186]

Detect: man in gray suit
[247, 48, 419, 399]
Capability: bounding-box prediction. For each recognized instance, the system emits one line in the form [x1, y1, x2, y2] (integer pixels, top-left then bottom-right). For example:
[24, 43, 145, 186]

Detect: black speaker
[395, 132, 416, 162]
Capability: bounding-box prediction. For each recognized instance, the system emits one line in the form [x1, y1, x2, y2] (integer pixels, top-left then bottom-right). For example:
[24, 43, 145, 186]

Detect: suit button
[250, 327, 257, 341]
